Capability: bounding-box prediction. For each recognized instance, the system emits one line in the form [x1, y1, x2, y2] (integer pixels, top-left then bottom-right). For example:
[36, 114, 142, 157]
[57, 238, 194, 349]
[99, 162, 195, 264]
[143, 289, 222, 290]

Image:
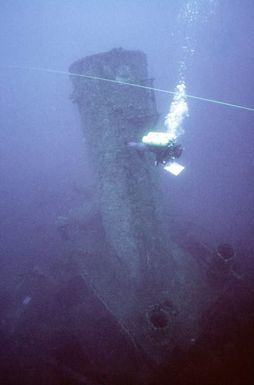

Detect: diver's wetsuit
[149, 143, 183, 165]
[127, 141, 183, 165]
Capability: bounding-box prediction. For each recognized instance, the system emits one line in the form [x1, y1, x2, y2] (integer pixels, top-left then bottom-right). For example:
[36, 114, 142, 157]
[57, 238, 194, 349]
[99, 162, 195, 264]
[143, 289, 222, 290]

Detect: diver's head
[171, 144, 183, 159]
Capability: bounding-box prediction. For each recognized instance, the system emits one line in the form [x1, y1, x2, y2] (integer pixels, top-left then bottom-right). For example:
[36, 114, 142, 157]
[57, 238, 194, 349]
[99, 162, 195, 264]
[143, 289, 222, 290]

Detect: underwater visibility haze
[0, 1, 254, 384]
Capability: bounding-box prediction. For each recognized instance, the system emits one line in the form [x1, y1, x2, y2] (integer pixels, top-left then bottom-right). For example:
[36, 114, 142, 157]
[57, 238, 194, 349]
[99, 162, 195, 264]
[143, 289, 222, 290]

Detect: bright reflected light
[164, 81, 188, 140]
[164, 162, 185, 176]
[142, 131, 172, 146]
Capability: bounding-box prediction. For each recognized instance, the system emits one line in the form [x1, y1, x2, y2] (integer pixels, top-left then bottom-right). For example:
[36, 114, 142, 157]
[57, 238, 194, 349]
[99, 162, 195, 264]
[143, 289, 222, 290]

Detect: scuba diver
[127, 132, 184, 175]
[151, 140, 183, 166]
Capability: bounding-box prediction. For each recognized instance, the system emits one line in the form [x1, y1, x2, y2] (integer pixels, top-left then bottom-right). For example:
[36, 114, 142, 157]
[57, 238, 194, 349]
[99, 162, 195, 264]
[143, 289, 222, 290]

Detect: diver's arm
[127, 142, 147, 152]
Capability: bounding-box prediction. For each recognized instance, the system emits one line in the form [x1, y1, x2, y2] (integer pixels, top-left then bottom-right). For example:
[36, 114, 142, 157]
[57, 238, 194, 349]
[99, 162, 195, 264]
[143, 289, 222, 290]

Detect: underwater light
[164, 162, 185, 176]
[142, 131, 172, 146]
